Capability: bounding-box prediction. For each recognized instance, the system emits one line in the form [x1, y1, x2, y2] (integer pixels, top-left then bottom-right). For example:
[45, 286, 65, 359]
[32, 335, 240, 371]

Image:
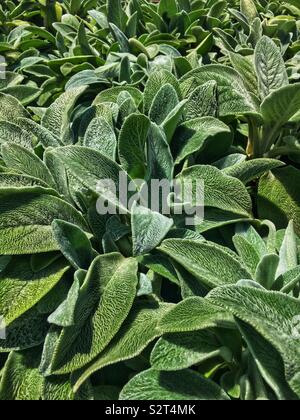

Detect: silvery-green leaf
[229, 52, 258, 97]
[237, 279, 264, 289]
[178, 165, 252, 217]
[46, 255, 138, 375]
[180, 65, 259, 116]
[208, 286, 300, 397]
[83, 117, 117, 160]
[261, 83, 300, 127]
[213, 154, 246, 170]
[158, 0, 178, 17]
[236, 319, 297, 400]
[52, 220, 93, 270]
[72, 301, 171, 392]
[118, 113, 150, 179]
[236, 223, 268, 257]
[41, 87, 86, 144]
[173, 117, 233, 165]
[0, 256, 69, 326]
[17, 118, 62, 148]
[107, 0, 127, 31]
[151, 331, 222, 371]
[118, 94, 137, 122]
[146, 122, 174, 181]
[149, 83, 179, 125]
[0, 92, 30, 122]
[1, 86, 41, 106]
[258, 167, 300, 235]
[240, 0, 258, 23]
[173, 262, 209, 299]
[0, 174, 54, 192]
[233, 225, 267, 277]
[0, 189, 88, 255]
[276, 221, 298, 278]
[0, 121, 33, 149]
[0, 349, 43, 400]
[185, 81, 218, 120]
[144, 69, 181, 115]
[255, 36, 288, 99]
[223, 159, 284, 184]
[109, 23, 130, 53]
[138, 253, 179, 285]
[233, 235, 261, 278]
[158, 297, 233, 334]
[137, 273, 153, 297]
[277, 266, 300, 294]
[255, 254, 279, 289]
[49, 146, 134, 214]
[131, 202, 173, 256]
[159, 239, 251, 289]
[1, 143, 56, 188]
[44, 149, 70, 199]
[93, 86, 143, 108]
[161, 100, 187, 144]
[0, 72, 24, 90]
[195, 208, 252, 233]
[120, 368, 230, 400]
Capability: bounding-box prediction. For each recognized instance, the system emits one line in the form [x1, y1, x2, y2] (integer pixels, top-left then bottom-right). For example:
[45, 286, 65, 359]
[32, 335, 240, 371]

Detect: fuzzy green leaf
[46, 255, 138, 375]
[0, 257, 69, 326]
[178, 165, 252, 217]
[159, 239, 251, 289]
[118, 114, 151, 179]
[83, 117, 117, 160]
[132, 202, 173, 256]
[72, 301, 171, 392]
[158, 297, 233, 334]
[0, 350, 43, 400]
[0, 189, 88, 255]
[120, 368, 230, 400]
[173, 117, 233, 165]
[255, 36, 288, 99]
[151, 331, 221, 371]
[41, 87, 86, 144]
[209, 286, 300, 397]
[181, 65, 259, 116]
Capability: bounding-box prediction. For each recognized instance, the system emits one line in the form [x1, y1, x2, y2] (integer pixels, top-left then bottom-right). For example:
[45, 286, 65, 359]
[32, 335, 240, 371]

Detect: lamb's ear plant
[0, 0, 300, 401]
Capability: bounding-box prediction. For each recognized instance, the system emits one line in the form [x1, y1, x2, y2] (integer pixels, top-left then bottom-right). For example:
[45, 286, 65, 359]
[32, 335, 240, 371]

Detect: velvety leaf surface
[178, 165, 252, 217]
[0, 257, 69, 326]
[151, 331, 221, 371]
[173, 117, 233, 164]
[118, 114, 150, 179]
[208, 286, 300, 397]
[42, 87, 86, 144]
[72, 301, 171, 391]
[255, 36, 289, 99]
[159, 239, 251, 289]
[0, 189, 88, 255]
[258, 167, 300, 234]
[132, 203, 174, 256]
[120, 368, 230, 400]
[181, 65, 259, 116]
[0, 350, 43, 400]
[46, 255, 138, 374]
[158, 297, 233, 333]
[0, 93, 30, 122]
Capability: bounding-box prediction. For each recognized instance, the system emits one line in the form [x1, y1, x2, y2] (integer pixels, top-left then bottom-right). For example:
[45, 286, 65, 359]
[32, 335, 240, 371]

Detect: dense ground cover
[0, 0, 300, 400]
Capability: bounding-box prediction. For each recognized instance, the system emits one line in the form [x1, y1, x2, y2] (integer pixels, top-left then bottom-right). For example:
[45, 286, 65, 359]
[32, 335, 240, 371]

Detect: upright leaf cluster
[0, 0, 299, 401]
